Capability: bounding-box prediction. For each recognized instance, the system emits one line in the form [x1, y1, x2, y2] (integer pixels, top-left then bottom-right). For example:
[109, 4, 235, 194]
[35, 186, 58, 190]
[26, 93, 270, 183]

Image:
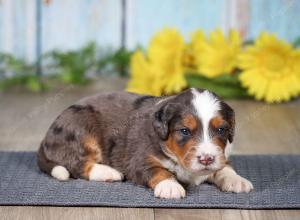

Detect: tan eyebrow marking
[182, 114, 197, 131]
[210, 116, 225, 128]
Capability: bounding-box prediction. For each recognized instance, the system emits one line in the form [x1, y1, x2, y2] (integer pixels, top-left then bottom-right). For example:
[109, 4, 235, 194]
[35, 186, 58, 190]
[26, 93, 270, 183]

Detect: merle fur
[37, 89, 235, 186]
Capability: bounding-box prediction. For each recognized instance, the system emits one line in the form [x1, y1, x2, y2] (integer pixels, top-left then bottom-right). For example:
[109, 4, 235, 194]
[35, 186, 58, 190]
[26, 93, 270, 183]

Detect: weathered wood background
[0, 0, 299, 63]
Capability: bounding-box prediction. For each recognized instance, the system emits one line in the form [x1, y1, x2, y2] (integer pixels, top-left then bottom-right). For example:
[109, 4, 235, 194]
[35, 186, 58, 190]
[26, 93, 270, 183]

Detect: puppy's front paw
[219, 175, 253, 193]
[154, 179, 186, 199]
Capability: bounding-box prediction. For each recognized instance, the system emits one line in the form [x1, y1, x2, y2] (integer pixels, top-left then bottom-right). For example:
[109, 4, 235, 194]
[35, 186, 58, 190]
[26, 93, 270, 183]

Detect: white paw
[89, 164, 123, 182]
[220, 174, 253, 193]
[154, 179, 186, 199]
[51, 165, 70, 181]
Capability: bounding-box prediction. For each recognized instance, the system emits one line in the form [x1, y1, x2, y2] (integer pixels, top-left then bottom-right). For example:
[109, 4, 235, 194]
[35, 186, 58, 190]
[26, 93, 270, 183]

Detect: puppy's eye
[179, 128, 191, 136]
[217, 127, 226, 135]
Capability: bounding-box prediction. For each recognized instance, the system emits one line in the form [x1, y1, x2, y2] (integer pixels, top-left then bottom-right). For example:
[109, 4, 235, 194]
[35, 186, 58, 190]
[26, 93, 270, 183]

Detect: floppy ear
[153, 103, 179, 140]
[220, 101, 235, 143]
[228, 112, 235, 143]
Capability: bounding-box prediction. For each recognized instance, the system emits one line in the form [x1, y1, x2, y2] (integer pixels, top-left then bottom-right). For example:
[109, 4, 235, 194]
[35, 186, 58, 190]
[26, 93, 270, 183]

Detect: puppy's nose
[198, 155, 215, 166]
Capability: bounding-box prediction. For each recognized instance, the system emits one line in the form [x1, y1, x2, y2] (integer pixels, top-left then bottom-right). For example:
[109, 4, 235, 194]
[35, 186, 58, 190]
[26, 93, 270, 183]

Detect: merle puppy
[38, 88, 253, 199]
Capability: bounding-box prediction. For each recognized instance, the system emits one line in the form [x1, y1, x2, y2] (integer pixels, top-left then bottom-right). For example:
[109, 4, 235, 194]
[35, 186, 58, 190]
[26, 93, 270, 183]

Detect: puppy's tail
[37, 143, 70, 181]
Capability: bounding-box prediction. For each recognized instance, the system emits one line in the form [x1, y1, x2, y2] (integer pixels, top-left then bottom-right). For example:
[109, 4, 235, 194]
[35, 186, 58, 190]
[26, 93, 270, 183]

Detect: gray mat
[0, 152, 299, 209]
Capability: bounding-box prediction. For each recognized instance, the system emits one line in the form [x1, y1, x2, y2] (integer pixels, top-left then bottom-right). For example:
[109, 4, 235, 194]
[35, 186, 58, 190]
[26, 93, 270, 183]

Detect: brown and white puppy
[38, 88, 253, 199]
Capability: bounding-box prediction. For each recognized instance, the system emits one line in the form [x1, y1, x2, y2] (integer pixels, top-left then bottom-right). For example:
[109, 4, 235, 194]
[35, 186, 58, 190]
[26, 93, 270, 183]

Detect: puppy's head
[153, 88, 235, 174]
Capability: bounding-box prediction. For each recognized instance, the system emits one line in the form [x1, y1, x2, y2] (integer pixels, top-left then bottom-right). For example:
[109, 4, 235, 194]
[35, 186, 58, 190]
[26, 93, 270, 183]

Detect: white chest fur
[160, 159, 210, 186]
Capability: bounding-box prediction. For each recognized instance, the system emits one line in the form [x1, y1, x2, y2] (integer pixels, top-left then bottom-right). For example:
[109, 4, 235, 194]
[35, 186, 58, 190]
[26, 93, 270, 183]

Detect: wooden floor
[0, 77, 299, 220]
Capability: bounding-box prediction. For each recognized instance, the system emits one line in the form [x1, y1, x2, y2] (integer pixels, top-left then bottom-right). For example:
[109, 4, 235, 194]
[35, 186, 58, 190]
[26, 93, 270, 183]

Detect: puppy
[38, 88, 253, 199]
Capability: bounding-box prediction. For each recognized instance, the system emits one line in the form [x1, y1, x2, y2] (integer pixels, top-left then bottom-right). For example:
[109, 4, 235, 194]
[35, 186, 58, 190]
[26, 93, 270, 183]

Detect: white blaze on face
[191, 89, 220, 142]
[191, 89, 222, 170]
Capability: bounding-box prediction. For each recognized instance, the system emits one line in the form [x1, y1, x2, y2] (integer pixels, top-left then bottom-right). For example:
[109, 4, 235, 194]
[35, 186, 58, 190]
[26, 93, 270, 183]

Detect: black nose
[198, 155, 215, 166]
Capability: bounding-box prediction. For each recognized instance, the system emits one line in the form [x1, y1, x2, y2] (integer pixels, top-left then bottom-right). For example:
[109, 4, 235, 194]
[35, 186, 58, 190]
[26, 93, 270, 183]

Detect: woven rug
[0, 152, 299, 209]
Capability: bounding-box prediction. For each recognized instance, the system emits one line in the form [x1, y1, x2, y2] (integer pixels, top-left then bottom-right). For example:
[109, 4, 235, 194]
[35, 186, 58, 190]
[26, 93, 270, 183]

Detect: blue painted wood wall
[0, 0, 300, 63]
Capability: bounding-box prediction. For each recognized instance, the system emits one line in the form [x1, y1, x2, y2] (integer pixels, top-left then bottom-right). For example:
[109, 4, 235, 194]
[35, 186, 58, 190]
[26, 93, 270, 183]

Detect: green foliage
[0, 53, 45, 92]
[293, 36, 300, 48]
[0, 75, 46, 92]
[45, 42, 97, 85]
[107, 48, 132, 76]
[186, 73, 250, 99]
[0, 42, 133, 91]
[113, 48, 132, 76]
[45, 42, 132, 84]
[243, 40, 254, 46]
[96, 47, 132, 76]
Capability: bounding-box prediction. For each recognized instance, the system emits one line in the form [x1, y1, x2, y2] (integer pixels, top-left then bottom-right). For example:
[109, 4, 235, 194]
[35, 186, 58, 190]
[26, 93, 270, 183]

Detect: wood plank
[154, 209, 242, 220]
[229, 100, 300, 154]
[0, 206, 154, 220]
[240, 209, 300, 220]
[155, 209, 300, 220]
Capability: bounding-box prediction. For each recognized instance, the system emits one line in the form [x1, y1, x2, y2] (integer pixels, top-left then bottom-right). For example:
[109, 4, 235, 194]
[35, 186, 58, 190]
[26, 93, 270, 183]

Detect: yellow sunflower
[127, 28, 187, 96]
[148, 28, 187, 94]
[239, 33, 300, 103]
[196, 29, 242, 78]
[184, 30, 206, 72]
[126, 51, 162, 96]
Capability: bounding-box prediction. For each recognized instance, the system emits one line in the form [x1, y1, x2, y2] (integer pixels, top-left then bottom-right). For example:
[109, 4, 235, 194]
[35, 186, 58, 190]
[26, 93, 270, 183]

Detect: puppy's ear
[153, 103, 179, 140]
[228, 113, 235, 143]
[220, 101, 235, 143]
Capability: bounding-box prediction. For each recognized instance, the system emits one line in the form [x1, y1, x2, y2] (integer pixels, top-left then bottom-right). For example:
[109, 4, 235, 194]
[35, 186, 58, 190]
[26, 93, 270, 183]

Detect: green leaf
[293, 36, 300, 48]
[243, 40, 254, 46]
[186, 73, 250, 99]
[46, 41, 98, 84]
[25, 76, 43, 92]
[96, 48, 132, 76]
[0, 74, 46, 92]
[0, 43, 134, 91]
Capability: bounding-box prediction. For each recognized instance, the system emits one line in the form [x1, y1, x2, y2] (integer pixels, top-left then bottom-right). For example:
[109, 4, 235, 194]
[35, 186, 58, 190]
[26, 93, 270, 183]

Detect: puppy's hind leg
[81, 135, 124, 182]
[86, 163, 124, 182]
[37, 146, 70, 181]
